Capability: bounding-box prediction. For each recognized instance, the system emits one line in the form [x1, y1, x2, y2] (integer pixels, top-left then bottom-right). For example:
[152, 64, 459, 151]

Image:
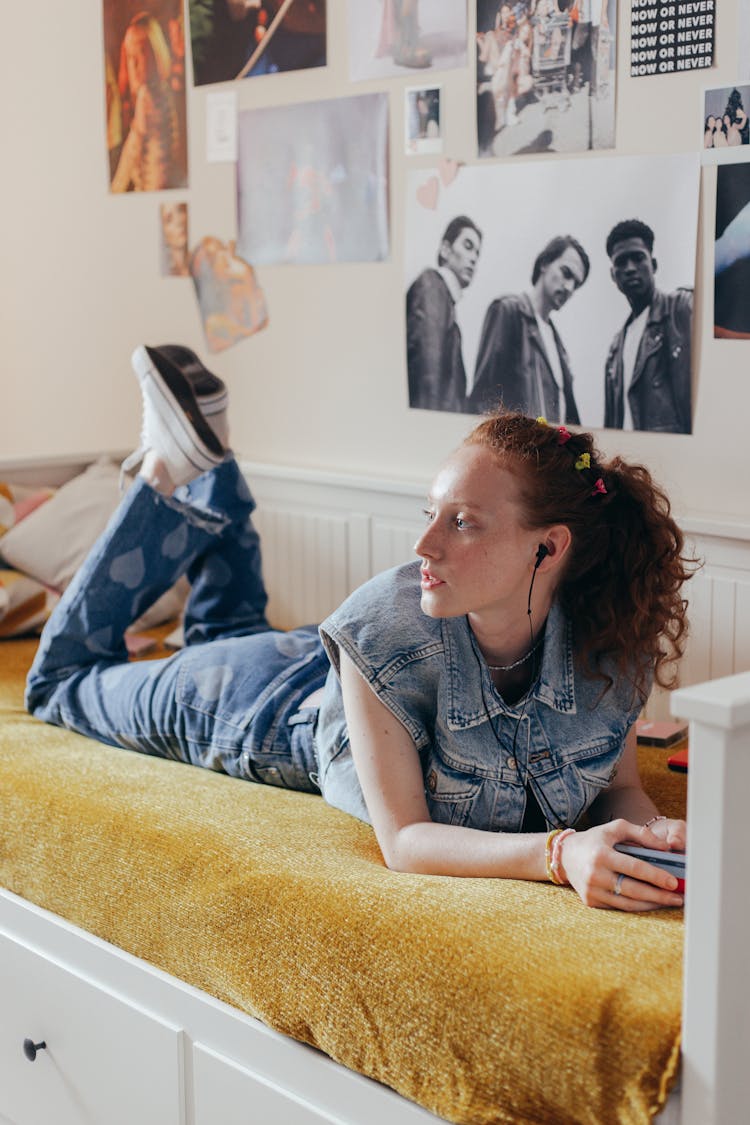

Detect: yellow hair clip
[575, 453, 591, 470]
[536, 416, 548, 426]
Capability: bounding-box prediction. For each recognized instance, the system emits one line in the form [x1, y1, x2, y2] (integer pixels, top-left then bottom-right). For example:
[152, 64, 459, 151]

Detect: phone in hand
[614, 843, 686, 893]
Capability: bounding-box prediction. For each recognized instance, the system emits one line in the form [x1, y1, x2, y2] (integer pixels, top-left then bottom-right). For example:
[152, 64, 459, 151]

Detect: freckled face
[414, 445, 540, 622]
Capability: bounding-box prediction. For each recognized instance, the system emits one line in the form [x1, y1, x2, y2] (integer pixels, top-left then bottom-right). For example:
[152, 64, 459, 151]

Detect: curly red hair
[465, 412, 698, 702]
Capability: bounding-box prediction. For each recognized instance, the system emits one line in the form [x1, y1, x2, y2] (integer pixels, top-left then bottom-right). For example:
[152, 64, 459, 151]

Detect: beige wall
[1, 3, 746, 524]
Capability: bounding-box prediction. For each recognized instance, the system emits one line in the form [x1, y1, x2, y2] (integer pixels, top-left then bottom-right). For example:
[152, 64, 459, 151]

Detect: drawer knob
[23, 1039, 47, 1062]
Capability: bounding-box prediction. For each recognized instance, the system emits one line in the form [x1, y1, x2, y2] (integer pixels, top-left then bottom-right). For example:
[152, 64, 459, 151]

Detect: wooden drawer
[193, 1042, 343, 1125]
[0, 932, 183, 1125]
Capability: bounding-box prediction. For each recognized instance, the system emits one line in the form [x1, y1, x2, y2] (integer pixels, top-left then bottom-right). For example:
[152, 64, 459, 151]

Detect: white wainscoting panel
[244, 462, 426, 630]
[252, 505, 352, 630]
[243, 462, 750, 722]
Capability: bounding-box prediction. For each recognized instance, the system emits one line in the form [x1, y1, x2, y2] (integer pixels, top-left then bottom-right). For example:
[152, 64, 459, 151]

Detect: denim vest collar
[442, 600, 576, 731]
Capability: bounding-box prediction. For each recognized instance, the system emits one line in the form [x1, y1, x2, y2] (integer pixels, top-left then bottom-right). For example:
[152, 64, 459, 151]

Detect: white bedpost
[671, 672, 750, 1125]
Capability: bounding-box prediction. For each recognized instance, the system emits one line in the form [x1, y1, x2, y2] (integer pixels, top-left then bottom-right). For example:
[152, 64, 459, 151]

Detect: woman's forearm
[385, 820, 548, 879]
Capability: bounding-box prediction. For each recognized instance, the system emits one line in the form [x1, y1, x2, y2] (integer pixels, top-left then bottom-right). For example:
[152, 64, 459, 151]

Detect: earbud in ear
[534, 543, 550, 569]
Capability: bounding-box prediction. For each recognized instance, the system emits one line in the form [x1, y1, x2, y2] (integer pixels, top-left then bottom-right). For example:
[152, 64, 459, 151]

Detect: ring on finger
[613, 873, 625, 896]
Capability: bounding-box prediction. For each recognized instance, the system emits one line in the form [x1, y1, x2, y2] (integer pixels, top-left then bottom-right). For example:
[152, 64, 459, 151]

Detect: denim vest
[316, 562, 644, 830]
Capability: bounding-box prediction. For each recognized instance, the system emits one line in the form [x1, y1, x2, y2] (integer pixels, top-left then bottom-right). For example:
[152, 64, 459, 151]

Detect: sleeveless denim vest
[316, 562, 645, 830]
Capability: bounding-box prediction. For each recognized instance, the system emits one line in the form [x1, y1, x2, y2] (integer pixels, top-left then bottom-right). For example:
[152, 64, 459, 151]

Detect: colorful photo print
[236, 93, 389, 266]
[104, 0, 188, 192]
[702, 85, 750, 163]
[476, 0, 617, 159]
[348, 0, 467, 81]
[715, 163, 750, 339]
[406, 86, 443, 155]
[405, 151, 698, 433]
[188, 0, 326, 86]
[190, 237, 269, 353]
[160, 202, 189, 276]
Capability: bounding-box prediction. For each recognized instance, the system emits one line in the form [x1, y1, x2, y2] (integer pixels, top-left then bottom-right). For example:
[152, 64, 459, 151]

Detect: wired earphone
[473, 540, 561, 828]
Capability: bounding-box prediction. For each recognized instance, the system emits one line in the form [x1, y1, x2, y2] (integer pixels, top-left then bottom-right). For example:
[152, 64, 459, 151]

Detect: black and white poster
[405, 153, 699, 433]
[630, 0, 714, 77]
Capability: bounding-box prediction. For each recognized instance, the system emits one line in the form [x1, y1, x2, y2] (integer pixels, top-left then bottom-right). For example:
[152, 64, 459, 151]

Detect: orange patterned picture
[103, 0, 188, 192]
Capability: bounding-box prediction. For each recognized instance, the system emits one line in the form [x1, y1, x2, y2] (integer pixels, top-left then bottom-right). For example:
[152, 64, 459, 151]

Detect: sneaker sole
[132, 346, 224, 476]
[151, 345, 227, 402]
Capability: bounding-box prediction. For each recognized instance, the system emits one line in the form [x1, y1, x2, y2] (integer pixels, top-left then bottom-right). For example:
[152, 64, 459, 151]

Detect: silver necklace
[486, 636, 543, 673]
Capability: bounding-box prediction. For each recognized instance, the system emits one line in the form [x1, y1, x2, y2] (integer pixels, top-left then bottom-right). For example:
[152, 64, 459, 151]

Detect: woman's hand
[559, 819, 685, 912]
[646, 815, 686, 852]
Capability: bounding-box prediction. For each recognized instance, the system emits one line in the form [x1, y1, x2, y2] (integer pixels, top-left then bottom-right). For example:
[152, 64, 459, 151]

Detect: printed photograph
[715, 163, 750, 339]
[236, 94, 389, 266]
[103, 0, 188, 192]
[190, 237, 269, 353]
[702, 85, 750, 163]
[406, 87, 443, 155]
[348, 0, 466, 82]
[188, 0, 326, 86]
[741, 3, 750, 81]
[404, 151, 699, 433]
[476, 0, 617, 159]
[160, 202, 189, 276]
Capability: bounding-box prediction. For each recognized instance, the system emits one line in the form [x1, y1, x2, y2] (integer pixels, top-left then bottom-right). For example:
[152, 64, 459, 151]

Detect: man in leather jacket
[466, 235, 589, 421]
[407, 216, 483, 412]
[604, 220, 693, 433]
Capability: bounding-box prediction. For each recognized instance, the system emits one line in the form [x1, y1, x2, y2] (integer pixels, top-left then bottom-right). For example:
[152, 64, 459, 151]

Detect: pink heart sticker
[438, 159, 460, 186]
[416, 176, 439, 210]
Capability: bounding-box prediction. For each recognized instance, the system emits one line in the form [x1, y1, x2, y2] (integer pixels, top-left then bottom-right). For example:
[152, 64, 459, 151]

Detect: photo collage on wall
[99, 0, 737, 421]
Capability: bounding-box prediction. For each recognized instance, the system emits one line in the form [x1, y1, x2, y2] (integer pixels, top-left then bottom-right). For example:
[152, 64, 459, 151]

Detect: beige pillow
[0, 461, 186, 630]
[0, 460, 122, 591]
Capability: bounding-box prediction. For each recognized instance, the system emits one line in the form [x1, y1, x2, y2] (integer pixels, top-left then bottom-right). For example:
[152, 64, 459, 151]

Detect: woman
[726, 109, 747, 147]
[27, 347, 689, 912]
[111, 12, 186, 193]
[714, 116, 729, 148]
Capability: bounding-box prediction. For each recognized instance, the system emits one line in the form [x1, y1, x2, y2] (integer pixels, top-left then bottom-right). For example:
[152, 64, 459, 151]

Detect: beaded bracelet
[643, 815, 667, 829]
[544, 828, 563, 882]
[550, 828, 576, 885]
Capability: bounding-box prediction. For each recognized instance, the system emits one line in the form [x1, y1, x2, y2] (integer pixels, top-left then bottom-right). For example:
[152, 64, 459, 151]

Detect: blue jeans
[26, 459, 328, 792]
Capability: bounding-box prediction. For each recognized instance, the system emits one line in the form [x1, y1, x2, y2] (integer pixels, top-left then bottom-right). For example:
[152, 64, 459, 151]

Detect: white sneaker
[122, 346, 226, 488]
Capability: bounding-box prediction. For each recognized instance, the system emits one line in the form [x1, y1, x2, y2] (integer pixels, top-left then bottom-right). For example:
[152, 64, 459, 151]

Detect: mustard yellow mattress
[0, 634, 686, 1125]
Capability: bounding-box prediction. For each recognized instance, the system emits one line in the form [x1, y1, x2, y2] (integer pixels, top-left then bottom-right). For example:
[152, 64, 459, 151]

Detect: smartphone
[614, 843, 686, 892]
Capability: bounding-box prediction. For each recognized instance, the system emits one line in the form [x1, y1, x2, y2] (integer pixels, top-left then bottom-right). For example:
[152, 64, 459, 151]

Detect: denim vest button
[427, 769, 437, 792]
[506, 757, 517, 770]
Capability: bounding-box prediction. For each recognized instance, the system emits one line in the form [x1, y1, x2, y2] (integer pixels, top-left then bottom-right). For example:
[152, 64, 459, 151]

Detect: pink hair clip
[557, 426, 572, 445]
[574, 453, 591, 470]
[591, 477, 607, 496]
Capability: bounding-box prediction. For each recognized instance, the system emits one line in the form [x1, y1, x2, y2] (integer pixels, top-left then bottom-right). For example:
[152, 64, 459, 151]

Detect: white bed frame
[2, 454, 750, 1124]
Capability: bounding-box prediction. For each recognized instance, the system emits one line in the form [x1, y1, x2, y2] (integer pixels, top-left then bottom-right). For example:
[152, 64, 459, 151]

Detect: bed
[1, 458, 748, 1125]
[1, 621, 693, 1125]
